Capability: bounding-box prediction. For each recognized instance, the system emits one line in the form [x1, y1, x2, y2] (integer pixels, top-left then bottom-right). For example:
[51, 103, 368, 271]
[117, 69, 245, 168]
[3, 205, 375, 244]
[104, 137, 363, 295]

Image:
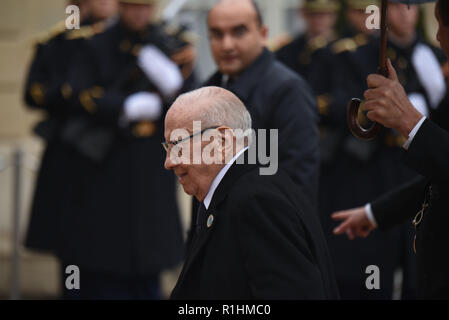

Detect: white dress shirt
[402, 116, 426, 150]
[203, 147, 248, 210]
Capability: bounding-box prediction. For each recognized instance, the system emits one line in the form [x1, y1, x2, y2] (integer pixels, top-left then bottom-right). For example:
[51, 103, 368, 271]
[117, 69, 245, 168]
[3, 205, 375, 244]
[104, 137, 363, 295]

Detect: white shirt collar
[203, 147, 248, 210]
[221, 75, 230, 87]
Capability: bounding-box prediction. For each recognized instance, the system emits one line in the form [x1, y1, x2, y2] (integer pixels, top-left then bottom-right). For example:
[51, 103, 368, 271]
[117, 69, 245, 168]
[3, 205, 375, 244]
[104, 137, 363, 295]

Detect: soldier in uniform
[25, 0, 196, 299]
[275, 0, 340, 82]
[315, 2, 447, 299]
[23, 0, 118, 297]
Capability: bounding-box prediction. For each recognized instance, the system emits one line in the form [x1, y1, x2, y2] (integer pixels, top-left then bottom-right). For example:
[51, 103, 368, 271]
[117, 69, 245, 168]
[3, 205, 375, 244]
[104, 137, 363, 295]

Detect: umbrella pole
[379, 0, 389, 77]
[346, 0, 387, 140]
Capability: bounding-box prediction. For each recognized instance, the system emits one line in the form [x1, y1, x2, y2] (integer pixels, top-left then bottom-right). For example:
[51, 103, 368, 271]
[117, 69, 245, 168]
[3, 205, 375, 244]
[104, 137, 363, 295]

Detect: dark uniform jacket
[276, 34, 332, 82]
[171, 150, 339, 300]
[25, 21, 188, 276]
[205, 48, 320, 202]
[24, 20, 109, 251]
[371, 100, 449, 299]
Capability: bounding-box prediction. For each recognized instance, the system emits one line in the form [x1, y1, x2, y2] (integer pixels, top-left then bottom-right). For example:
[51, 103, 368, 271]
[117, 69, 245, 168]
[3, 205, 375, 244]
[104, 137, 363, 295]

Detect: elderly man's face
[163, 103, 227, 201]
[208, 0, 267, 77]
[436, 2, 449, 59]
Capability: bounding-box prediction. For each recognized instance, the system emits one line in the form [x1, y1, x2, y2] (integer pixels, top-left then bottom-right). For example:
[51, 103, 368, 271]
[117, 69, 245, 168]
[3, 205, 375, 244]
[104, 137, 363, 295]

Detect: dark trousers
[61, 262, 161, 300]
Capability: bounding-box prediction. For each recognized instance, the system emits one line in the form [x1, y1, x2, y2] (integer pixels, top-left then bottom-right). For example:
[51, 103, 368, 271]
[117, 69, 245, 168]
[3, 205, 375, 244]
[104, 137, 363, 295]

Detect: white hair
[174, 86, 252, 132]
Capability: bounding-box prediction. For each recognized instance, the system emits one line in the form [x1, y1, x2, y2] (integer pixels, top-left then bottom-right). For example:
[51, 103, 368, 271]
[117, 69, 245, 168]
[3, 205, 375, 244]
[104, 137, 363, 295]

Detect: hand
[363, 59, 423, 138]
[137, 45, 183, 98]
[332, 206, 377, 240]
[171, 45, 196, 80]
[123, 91, 162, 122]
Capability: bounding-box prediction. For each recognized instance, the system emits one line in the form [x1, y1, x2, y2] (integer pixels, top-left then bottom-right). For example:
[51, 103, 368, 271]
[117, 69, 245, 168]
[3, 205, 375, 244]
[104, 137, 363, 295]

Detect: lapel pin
[207, 214, 214, 228]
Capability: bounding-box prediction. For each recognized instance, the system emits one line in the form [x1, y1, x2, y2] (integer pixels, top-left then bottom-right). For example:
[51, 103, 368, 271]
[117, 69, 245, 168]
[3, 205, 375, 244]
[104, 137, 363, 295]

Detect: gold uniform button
[120, 39, 131, 52]
[61, 83, 73, 100]
[132, 121, 156, 137]
[398, 57, 408, 70]
[132, 44, 142, 56]
[207, 214, 214, 228]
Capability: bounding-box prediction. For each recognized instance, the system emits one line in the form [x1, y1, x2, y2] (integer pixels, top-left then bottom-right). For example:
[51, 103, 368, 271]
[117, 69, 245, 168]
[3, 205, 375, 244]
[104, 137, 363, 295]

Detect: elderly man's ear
[217, 125, 234, 142]
[216, 126, 236, 155]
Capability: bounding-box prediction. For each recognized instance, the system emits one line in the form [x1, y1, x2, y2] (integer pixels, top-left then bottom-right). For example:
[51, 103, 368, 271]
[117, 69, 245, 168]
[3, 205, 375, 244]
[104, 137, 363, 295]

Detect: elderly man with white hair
[164, 86, 339, 299]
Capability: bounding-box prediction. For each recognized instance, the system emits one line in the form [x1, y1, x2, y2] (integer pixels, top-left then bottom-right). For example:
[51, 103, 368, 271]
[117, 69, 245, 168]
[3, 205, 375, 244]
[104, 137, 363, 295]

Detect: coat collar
[207, 148, 259, 211]
[205, 48, 274, 101]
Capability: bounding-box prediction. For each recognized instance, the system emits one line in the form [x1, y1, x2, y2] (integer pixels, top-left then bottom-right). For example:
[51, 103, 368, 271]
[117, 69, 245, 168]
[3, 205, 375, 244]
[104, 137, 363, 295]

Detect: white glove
[123, 92, 162, 122]
[137, 45, 183, 98]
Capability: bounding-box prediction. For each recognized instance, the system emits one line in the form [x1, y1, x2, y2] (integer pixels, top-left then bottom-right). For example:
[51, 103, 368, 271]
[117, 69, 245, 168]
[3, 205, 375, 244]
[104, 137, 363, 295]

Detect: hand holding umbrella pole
[347, 0, 435, 140]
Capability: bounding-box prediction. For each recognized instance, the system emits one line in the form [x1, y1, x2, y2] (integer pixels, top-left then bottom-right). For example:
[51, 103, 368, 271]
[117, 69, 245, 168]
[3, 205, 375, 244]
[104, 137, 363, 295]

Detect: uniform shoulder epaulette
[162, 23, 180, 37]
[178, 29, 198, 45]
[34, 20, 67, 45]
[270, 34, 293, 52]
[162, 22, 198, 45]
[65, 21, 106, 40]
[332, 37, 358, 54]
[308, 36, 329, 53]
[332, 33, 369, 55]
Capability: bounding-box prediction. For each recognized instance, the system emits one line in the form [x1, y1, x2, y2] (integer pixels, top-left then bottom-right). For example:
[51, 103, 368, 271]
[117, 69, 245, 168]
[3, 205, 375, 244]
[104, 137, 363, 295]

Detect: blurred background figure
[276, 0, 340, 81]
[315, 1, 448, 299]
[23, 0, 197, 299]
[312, 0, 380, 128]
[343, 0, 379, 38]
[23, 0, 119, 299]
[24, 0, 118, 142]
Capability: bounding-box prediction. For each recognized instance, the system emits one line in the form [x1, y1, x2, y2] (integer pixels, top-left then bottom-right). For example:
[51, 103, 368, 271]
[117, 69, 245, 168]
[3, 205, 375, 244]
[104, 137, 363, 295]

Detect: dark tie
[195, 202, 207, 234]
[223, 77, 235, 90]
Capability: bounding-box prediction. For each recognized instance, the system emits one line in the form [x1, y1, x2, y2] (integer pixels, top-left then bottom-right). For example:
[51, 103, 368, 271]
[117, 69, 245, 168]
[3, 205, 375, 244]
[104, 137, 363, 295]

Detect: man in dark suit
[204, 0, 319, 201]
[164, 86, 339, 299]
[332, 0, 449, 299]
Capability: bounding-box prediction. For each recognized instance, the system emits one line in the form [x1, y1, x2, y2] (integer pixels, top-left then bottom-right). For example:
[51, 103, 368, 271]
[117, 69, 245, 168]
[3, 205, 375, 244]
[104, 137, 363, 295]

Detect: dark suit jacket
[171, 150, 339, 300]
[372, 119, 449, 299]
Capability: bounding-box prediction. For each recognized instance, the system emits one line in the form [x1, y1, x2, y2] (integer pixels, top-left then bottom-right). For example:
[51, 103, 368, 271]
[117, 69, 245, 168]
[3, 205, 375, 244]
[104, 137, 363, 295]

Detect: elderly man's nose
[164, 152, 175, 170]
